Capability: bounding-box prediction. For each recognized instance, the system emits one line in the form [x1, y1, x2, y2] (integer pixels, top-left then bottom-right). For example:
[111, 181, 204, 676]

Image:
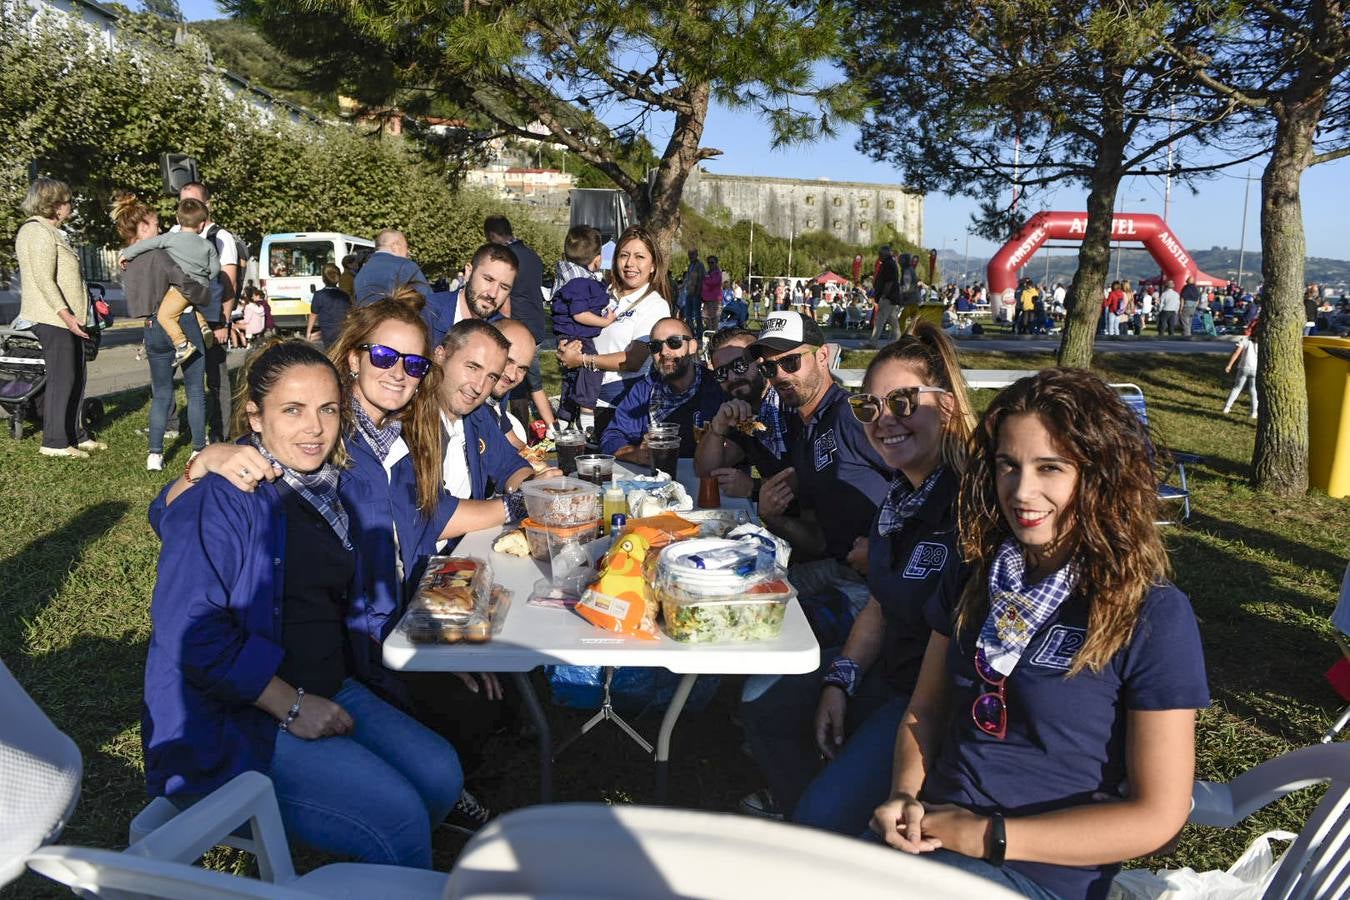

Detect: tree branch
[1310, 145, 1350, 166]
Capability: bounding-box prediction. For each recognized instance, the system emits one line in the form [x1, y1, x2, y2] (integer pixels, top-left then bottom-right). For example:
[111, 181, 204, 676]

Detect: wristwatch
[986, 812, 1007, 866]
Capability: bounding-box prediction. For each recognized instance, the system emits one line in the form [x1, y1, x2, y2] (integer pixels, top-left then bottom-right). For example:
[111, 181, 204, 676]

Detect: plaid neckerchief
[352, 397, 402, 461]
[649, 364, 703, 426]
[251, 436, 351, 550]
[978, 538, 1078, 676]
[757, 386, 790, 459]
[876, 466, 944, 536]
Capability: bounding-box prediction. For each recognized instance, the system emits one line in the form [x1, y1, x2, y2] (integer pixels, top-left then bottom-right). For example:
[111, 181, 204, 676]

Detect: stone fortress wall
[682, 168, 924, 249]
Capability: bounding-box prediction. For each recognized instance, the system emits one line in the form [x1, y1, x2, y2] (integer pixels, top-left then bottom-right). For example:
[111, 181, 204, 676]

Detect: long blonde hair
[954, 368, 1170, 675]
[862, 321, 975, 474]
[326, 288, 444, 513]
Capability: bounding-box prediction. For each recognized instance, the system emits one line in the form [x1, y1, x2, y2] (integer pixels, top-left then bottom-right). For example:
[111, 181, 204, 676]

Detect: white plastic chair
[1188, 742, 1350, 900]
[442, 803, 1023, 899]
[0, 658, 82, 889]
[33, 769, 449, 898]
[0, 656, 447, 899]
[1323, 562, 1350, 743]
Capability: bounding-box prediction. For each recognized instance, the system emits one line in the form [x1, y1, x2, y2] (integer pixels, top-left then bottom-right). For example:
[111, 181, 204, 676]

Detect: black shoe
[441, 789, 493, 836]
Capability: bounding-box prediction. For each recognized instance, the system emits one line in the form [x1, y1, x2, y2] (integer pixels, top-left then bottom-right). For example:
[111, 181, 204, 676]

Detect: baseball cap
[749, 311, 826, 356]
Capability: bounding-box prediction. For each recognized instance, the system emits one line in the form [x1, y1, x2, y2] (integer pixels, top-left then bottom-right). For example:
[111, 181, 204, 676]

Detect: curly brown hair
[954, 368, 1170, 675]
[326, 287, 444, 514]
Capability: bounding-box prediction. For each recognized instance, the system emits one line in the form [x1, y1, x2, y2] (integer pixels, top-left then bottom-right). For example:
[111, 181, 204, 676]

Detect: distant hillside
[189, 18, 335, 113]
[940, 246, 1350, 292]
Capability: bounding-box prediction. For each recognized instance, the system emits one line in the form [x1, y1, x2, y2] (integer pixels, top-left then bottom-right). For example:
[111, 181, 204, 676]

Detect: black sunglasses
[756, 348, 814, 380]
[358, 343, 433, 379]
[647, 334, 694, 355]
[847, 386, 949, 423]
[713, 356, 752, 383]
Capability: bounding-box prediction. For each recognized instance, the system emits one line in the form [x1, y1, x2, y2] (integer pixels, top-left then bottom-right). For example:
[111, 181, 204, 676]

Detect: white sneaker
[39, 446, 89, 459]
[1250, 411, 1258, 419]
[146, 453, 164, 472]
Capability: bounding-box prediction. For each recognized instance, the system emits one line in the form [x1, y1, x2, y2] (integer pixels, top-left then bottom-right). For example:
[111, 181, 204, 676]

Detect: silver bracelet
[279, 686, 305, 731]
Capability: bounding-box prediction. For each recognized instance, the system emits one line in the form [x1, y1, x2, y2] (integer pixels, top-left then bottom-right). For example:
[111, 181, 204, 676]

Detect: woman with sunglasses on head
[556, 226, 671, 438]
[870, 368, 1209, 900]
[143, 339, 462, 868]
[743, 324, 974, 829]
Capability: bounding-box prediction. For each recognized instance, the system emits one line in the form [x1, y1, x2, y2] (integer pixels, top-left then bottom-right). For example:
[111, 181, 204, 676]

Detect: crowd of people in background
[18, 178, 1350, 900]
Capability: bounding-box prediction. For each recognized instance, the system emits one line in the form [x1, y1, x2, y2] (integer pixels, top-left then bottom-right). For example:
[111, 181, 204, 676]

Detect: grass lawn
[2, 347, 1347, 896]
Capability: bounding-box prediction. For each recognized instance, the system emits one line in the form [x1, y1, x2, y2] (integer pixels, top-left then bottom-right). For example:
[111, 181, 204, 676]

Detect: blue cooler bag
[545, 665, 720, 716]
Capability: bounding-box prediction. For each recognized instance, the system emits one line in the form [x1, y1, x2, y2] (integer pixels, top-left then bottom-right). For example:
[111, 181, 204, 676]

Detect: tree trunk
[1056, 162, 1122, 368]
[1250, 101, 1319, 496]
[632, 82, 712, 260]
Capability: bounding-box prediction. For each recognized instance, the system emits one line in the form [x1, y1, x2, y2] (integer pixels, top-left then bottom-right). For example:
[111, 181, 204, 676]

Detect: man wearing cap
[694, 327, 790, 498]
[600, 316, 727, 462]
[748, 311, 890, 596]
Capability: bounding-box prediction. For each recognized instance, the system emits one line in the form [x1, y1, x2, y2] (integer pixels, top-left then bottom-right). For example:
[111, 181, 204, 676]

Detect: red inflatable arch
[986, 211, 1224, 297]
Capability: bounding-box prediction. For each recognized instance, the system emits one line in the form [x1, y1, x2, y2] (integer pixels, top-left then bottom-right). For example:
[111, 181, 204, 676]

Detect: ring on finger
[239, 467, 251, 478]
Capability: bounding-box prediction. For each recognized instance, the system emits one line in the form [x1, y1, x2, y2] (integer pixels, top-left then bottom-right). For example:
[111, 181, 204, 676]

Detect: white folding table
[382, 460, 820, 804]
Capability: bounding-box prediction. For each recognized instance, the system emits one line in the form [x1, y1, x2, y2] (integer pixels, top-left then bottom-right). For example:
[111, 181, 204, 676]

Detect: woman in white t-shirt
[557, 226, 672, 436]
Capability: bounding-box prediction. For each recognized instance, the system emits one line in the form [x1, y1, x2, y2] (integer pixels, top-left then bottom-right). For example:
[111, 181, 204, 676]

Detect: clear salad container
[655, 539, 792, 643]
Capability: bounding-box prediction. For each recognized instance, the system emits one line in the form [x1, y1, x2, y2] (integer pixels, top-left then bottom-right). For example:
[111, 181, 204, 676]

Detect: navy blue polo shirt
[785, 383, 891, 562]
[869, 467, 965, 697]
[923, 581, 1210, 900]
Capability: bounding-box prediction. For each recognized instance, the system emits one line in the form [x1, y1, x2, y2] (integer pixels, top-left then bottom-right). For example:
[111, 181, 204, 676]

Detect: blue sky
[175, 0, 1349, 261]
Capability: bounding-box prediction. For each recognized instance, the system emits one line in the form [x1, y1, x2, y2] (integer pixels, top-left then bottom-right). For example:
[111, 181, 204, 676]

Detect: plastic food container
[520, 476, 603, 526]
[403, 556, 495, 643]
[521, 517, 601, 560]
[655, 540, 792, 643]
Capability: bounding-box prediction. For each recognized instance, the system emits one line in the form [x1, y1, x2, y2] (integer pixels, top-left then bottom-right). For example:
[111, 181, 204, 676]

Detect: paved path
[85, 325, 1232, 400]
[87, 334, 246, 399]
[830, 334, 1235, 355]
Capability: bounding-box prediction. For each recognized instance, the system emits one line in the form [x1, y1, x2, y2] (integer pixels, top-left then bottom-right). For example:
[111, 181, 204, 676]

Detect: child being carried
[551, 225, 614, 437]
[120, 197, 220, 366]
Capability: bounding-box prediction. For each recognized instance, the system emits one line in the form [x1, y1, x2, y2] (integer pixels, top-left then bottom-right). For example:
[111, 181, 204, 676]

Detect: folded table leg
[512, 671, 552, 804]
[654, 673, 698, 804]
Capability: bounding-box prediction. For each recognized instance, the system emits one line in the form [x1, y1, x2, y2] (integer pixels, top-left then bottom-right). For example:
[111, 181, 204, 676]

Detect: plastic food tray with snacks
[400, 555, 512, 644]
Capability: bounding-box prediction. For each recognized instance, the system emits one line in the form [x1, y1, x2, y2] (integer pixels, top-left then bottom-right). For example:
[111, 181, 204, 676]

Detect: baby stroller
[0, 312, 106, 441]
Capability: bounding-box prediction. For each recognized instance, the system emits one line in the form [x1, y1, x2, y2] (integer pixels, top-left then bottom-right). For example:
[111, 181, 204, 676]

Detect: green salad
[661, 595, 787, 643]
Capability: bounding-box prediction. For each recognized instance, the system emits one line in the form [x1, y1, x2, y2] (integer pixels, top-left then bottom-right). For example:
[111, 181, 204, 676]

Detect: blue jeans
[269, 678, 463, 868]
[740, 648, 897, 817]
[927, 849, 1063, 900]
[145, 316, 207, 453]
[793, 693, 909, 835]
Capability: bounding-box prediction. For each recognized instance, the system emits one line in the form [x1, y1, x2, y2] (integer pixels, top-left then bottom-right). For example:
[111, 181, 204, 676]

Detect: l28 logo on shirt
[903, 542, 947, 579]
[813, 428, 837, 471]
[1029, 625, 1086, 671]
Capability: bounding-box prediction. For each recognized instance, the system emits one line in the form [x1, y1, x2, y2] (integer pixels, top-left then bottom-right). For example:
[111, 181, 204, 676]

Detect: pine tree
[224, 0, 862, 252]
